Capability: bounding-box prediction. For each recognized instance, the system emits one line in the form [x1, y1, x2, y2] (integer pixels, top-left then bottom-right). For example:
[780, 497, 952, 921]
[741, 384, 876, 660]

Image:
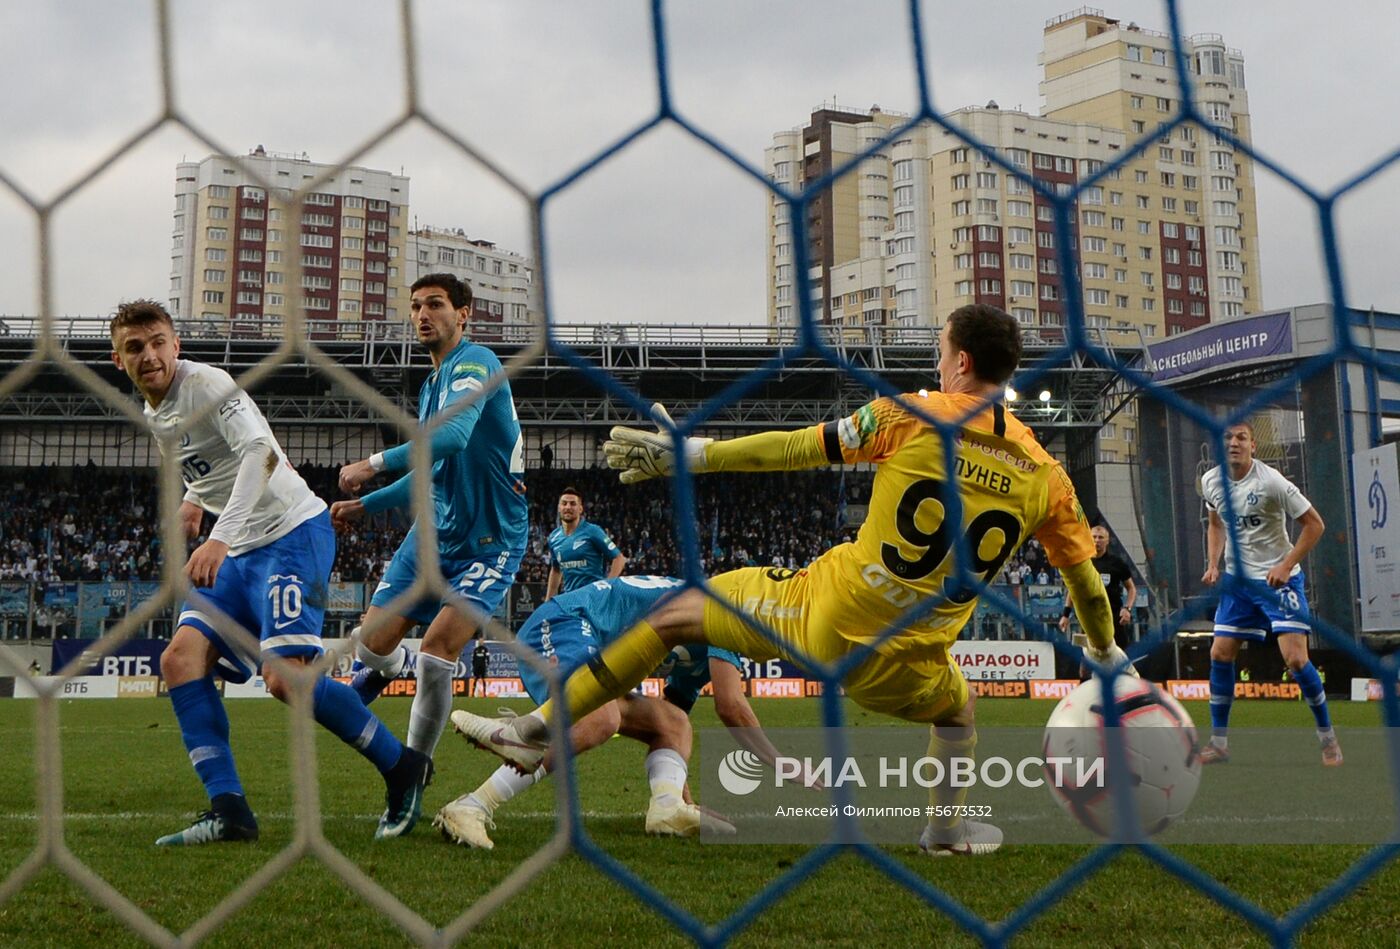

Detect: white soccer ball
[1042, 676, 1201, 838]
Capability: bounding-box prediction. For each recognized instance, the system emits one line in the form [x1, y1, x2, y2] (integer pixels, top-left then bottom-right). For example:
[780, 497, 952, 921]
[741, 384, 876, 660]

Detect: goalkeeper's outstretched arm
[604, 403, 828, 483]
[702, 428, 829, 473]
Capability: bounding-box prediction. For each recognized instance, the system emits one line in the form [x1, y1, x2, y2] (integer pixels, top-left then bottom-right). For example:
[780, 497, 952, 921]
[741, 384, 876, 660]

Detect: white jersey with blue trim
[144, 360, 326, 556]
[1201, 459, 1312, 581]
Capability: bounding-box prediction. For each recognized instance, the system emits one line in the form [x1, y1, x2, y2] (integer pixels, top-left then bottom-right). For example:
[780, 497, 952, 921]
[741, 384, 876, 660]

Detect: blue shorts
[515, 602, 600, 705]
[178, 511, 335, 683]
[1213, 572, 1312, 640]
[663, 646, 744, 713]
[371, 536, 523, 629]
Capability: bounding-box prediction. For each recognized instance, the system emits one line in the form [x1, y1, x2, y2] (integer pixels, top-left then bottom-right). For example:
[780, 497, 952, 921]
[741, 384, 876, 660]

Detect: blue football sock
[1291, 661, 1332, 731]
[1209, 659, 1235, 740]
[312, 675, 404, 774]
[170, 677, 244, 800]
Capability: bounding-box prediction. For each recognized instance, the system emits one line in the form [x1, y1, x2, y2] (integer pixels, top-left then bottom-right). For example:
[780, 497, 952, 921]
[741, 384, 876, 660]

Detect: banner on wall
[1165, 679, 1302, 701]
[327, 582, 362, 613]
[78, 583, 129, 637]
[1350, 677, 1400, 701]
[13, 675, 120, 699]
[50, 638, 166, 677]
[0, 669, 1332, 702]
[948, 641, 1056, 680]
[1352, 443, 1400, 632]
[1147, 310, 1294, 384]
[0, 583, 28, 616]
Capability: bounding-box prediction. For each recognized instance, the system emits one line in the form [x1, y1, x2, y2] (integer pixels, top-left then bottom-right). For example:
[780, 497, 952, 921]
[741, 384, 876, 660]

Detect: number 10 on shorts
[268, 576, 304, 627]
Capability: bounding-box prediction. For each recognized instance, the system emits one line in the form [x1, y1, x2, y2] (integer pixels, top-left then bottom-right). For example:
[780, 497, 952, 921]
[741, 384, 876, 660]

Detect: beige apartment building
[1041, 8, 1261, 325]
[765, 8, 1261, 344]
[170, 148, 410, 337]
[407, 226, 536, 334]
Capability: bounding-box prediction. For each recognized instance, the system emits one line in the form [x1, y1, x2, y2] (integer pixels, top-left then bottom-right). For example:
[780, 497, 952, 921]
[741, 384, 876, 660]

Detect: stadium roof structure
[0, 317, 1142, 444]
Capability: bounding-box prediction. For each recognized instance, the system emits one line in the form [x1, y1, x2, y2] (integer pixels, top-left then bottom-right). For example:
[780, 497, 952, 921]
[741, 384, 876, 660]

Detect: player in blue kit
[656, 643, 743, 716]
[435, 576, 781, 849]
[111, 301, 432, 844]
[545, 486, 626, 599]
[332, 273, 528, 760]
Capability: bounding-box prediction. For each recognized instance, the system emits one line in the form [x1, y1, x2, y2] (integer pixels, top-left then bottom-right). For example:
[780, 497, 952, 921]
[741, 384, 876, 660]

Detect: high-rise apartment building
[407, 226, 536, 333]
[766, 106, 907, 329]
[765, 9, 1261, 340]
[170, 148, 410, 337]
[1040, 8, 1261, 328]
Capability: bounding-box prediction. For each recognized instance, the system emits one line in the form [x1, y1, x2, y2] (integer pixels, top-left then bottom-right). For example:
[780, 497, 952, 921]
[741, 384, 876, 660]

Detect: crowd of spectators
[514, 468, 870, 583]
[0, 467, 165, 582]
[0, 461, 1063, 591]
[0, 464, 876, 587]
[1001, 536, 1060, 586]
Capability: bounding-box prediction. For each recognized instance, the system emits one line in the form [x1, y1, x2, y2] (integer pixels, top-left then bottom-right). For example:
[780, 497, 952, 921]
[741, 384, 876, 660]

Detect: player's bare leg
[349, 606, 419, 705]
[439, 701, 624, 848]
[450, 591, 705, 773]
[1278, 632, 1340, 765]
[443, 693, 725, 846]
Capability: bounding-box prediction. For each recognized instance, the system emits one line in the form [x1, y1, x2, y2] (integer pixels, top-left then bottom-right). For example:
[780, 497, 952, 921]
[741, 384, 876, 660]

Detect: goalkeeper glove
[604, 403, 713, 484]
[1083, 642, 1140, 678]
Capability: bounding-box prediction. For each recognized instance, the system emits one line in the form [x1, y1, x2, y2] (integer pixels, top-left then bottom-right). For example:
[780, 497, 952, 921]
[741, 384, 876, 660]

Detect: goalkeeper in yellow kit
[455, 304, 1124, 855]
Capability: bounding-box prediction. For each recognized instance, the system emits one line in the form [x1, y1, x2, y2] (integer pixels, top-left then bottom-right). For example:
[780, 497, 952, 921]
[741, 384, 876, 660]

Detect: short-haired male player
[333, 273, 528, 760]
[545, 486, 626, 600]
[1199, 421, 1339, 766]
[111, 300, 432, 844]
[454, 304, 1124, 856]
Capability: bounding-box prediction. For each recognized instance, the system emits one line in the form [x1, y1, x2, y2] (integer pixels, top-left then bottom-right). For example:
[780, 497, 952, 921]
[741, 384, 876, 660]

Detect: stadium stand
[0, 464, 875, 585]
[0, 460, 1059, 589]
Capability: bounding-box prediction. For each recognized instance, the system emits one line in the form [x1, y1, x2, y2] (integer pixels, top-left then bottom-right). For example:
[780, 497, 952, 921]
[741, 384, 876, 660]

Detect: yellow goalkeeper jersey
[804, 391, 1094, 668]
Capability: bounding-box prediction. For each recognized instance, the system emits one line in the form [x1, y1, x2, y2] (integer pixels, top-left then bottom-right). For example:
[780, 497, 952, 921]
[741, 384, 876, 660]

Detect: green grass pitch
[2, 696, 1397, 947]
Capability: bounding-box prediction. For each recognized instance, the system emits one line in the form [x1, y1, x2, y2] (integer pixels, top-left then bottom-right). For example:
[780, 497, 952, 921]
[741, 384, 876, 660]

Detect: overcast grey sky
[0, 0, 1395, 324]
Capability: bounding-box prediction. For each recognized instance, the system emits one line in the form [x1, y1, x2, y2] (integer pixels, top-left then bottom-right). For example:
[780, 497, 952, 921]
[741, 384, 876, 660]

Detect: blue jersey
[362, 338, 527, 558]
[545, 575, 685, 642]
[660, 644, 743, 713]
[547, 520, 622, 593]
[515, 575, 683, 705]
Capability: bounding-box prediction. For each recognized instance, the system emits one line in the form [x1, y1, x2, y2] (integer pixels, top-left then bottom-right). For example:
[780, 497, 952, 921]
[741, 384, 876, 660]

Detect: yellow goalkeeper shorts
[701, 566, 967, 723]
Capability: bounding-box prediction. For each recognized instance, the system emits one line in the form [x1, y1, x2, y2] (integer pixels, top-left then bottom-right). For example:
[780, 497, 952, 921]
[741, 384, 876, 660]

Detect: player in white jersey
[1198, 421, 1340, 766]
[110, 301, 434, 845]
